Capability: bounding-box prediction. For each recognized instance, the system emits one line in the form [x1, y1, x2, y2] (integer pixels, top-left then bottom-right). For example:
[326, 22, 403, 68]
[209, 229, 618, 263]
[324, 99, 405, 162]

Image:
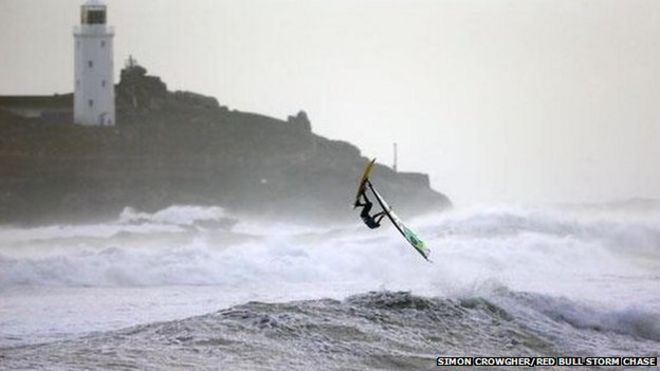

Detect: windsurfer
[354, 189, 386, 229]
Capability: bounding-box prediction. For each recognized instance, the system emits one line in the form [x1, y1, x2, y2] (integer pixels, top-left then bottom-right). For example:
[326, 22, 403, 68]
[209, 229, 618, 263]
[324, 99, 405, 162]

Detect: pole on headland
[393, 142, 398, 172]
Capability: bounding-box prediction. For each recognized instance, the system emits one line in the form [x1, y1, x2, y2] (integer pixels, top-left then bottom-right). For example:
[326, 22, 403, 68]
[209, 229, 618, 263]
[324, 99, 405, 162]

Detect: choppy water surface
[1, 203, 659, 369]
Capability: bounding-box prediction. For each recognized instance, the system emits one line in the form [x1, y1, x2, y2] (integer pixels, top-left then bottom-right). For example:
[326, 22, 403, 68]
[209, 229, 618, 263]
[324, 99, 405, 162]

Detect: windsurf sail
[366, 181, 431, 261]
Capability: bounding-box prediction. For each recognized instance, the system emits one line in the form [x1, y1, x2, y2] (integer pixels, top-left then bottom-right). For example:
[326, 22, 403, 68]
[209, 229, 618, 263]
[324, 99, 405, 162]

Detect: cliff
[0, 65, 451, 225]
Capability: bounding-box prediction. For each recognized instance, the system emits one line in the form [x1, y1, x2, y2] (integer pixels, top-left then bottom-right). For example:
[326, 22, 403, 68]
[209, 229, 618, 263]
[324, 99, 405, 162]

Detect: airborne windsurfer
[353, 159, 431, 261]
[354, 190, 386, 229]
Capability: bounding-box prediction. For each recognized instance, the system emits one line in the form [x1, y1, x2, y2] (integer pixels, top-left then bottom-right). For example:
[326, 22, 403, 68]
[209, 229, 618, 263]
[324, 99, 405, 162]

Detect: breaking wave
[489, 288, 660, 344]
[118, 205, 231, 226]
[1, 203, 659, 292]
[0, 205, 233, 245]
[1, 202, 659, 368]
[1, 291, 658, 370]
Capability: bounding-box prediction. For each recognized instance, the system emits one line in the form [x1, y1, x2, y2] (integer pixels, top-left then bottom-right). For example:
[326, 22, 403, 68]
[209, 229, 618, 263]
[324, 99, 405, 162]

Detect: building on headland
[0, 0, 116, 126]
[73, 0, 115, 126]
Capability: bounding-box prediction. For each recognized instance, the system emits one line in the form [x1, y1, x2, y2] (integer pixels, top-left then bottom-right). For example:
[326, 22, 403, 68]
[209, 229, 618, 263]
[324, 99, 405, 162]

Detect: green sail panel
[367, 181, 431, 261]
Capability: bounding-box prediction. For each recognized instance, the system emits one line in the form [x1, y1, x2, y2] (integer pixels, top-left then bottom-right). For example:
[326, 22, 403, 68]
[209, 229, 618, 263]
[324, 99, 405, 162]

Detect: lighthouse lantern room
[73, 0, 115, 126]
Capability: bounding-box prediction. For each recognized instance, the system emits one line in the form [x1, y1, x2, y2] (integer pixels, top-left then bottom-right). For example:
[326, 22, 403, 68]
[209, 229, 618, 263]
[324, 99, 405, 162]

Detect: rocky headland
[0, 64, 450, 225]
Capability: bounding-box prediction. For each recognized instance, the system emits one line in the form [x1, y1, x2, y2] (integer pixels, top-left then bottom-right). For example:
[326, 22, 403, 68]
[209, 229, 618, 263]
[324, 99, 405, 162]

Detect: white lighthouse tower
[73, 0, 115, 126]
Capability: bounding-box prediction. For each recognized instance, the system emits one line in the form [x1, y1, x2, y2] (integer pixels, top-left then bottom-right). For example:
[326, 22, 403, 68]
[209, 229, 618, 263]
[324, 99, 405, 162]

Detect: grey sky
[1, 0, 658, 205]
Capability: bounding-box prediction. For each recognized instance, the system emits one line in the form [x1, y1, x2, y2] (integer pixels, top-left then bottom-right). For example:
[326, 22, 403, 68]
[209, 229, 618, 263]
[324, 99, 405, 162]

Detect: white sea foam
[1, 203, 658, 348]
[118, 205, 228, 226]
[1, 204, 658, 294]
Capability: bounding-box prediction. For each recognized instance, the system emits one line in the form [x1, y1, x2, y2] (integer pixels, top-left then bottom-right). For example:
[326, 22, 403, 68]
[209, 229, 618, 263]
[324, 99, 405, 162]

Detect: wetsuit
[355, 192, 386, 229]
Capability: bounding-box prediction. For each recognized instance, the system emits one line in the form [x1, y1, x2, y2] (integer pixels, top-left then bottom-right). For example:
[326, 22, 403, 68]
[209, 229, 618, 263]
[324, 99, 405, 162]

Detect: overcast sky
[1, 0, 658, 205]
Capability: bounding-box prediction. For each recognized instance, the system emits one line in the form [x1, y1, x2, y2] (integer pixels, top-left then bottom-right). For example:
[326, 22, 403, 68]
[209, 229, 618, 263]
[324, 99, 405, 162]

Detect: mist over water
[1, 202, 659, 368]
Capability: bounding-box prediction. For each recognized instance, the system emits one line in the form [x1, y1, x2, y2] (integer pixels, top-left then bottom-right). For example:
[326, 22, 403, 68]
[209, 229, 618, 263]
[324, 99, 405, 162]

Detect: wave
[118, 205, 232, 227]
[0, 205, 235, 246]
[1, 291, 657, 370]
[487, 287, 660, 344]
[1, 204, 659, 298]
[428, 204, 660, 256]
[2, 203, 659, 369]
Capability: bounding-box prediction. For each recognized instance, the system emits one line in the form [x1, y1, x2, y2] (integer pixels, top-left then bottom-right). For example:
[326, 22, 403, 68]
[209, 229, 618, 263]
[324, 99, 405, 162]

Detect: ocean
[1, 203, 659, 370]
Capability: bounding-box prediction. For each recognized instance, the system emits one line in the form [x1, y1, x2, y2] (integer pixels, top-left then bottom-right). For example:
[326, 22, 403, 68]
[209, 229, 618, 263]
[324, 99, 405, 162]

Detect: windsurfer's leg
[362, 200, 373, 214]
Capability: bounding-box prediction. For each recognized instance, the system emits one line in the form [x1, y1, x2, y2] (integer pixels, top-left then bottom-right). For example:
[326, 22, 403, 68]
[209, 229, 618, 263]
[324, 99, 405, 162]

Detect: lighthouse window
[101, 40, 105, 48]
[102, 80, 106, 87]
[88, 60, 93, 68]
[89, 99, 94, 108]
[85, 10, 106, 25]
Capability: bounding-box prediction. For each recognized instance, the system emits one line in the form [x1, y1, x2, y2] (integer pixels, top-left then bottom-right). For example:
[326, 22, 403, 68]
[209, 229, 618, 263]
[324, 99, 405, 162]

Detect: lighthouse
[73, 0, 115, 126]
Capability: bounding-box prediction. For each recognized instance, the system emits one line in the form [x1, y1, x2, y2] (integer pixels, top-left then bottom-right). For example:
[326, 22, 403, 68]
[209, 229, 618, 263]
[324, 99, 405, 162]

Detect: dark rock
[287, 110, 312, 132]
[172, 91, 219, 109]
